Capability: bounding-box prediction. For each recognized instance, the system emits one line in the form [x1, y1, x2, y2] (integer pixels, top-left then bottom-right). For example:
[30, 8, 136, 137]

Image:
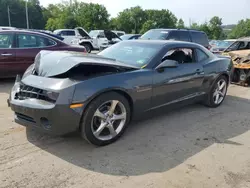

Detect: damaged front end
[223, 50, 250, 86]
[8, 50, 138, 135]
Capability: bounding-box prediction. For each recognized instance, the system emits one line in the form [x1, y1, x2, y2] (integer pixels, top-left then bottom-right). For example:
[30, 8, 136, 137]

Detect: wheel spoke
[94, 109, 106, 119]
[213, 91, 217, 97]
[112, 113, 126, 121]
[108, 100, 119, 115]
[218, 91, 224, 97]
[107, 123, 117, 137]
[219, 81, 226, 90]
[93, 122, 107, 137]
[215, 94, 220, 104]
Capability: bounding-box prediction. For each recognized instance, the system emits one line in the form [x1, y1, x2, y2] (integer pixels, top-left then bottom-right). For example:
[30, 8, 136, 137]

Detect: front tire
[204, 75, 228, 108]
[82, 43, 92, 53]
[80, 92, 131, 146]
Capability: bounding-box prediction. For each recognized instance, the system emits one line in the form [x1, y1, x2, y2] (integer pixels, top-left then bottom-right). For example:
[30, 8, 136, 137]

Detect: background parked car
[210, 39, 236, 53]
[120, 34, 141, 40]
[140, 29, 210, 49]
[111, 30, 126, 36]
[0, 30, 86, 78]
[91, 30, 122, 51]
[53, 28, 87, 45]
[223, 37, 250, 52]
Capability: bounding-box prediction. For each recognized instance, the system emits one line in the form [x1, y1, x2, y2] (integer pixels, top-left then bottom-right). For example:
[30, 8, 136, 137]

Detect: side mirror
[97, 35, 101, 38]
[156, 59, 178, 70]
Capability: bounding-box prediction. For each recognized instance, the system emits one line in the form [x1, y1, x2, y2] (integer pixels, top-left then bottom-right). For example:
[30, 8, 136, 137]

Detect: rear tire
[82, 43, 92, 53]
[80, 92, 131, 146]
[204, 75, 228, 108]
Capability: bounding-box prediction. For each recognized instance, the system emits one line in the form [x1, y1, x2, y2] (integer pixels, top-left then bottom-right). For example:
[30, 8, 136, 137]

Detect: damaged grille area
[15, 113, 36, 123]
[14, 84, 57, 103]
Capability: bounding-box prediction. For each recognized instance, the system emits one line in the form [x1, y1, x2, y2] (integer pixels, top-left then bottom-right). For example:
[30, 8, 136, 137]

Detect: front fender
[71, 70, 153, 118]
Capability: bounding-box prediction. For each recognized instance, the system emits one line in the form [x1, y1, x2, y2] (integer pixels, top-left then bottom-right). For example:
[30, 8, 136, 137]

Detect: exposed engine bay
[224, 50, 250, 86]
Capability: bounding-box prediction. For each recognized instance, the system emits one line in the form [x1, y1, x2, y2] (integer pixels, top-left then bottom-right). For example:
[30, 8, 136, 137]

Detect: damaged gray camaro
[8, 40, 233, 146]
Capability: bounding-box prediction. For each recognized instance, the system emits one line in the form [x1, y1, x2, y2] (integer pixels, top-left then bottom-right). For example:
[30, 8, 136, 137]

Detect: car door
[97, 31, 108, 48]
[167, 31, 180, 41]
[152, 47, 205, 108]
[0, 32, 16, 78]
[60, 30, 76, 45]
[15, 33, 57, 75]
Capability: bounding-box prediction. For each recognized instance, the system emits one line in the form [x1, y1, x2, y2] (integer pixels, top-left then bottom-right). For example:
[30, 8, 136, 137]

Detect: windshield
[213, 41, 235, 49]
[98, 42, 161, 68]
[89, 30, 99, 38]
[140, 30, 169, 40]
[120, 35, 132, 40]
[224, 41, 241, 52]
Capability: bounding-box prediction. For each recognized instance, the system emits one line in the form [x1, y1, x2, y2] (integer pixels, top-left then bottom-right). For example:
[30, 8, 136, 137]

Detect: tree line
[1, 0, 250, 39]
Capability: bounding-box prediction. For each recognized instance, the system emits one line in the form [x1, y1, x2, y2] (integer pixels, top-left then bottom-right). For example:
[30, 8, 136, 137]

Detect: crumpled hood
[34, 50, 139, 77]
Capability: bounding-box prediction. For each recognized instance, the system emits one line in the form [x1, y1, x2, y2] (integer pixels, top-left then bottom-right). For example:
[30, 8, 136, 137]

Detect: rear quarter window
[190, 32, 209, 47]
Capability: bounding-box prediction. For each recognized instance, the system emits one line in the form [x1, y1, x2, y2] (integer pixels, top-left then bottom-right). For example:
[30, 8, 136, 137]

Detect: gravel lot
[1, 80, 250, 188]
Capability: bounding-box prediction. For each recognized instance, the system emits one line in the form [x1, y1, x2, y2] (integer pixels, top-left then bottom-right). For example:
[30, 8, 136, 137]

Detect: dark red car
[0, 30, 86, 78]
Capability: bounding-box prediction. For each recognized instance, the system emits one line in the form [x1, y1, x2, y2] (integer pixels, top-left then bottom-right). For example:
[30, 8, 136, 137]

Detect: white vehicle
[88, 30, 122, 51]
[53, 27, 106, 53]
[88, 30, 109, 50]
[112, 30, 126, 37]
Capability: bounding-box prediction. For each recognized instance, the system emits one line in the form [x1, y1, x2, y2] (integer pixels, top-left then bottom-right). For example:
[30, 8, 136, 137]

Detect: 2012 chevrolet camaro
[9, 40, 233, 146]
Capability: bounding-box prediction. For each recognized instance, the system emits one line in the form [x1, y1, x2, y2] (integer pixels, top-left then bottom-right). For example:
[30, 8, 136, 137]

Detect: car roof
[0, 29, 64, 42]
[121, 39, 203, 47]
[54, 29, 75, 32]
[112, 30, 125, 33]
[123, 34, 141, 36]
[237, 37, 250, 42]
[150, 28, 206, 33]
[90, 30, 103, 32]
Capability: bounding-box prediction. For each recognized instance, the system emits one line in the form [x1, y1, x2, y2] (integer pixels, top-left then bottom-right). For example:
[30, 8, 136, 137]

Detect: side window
[98, 32, 105, 38]
[61, 30, 75, 36]
[162, 48, 195, 64]
[247, 42, 250, 49]
[66, 30, 76, 36]
[190, 32, 209, 47]
[168, 31, 180, 41]
[117, 32, 124, 36]
[179, 31, 191, 42]
[237, 41, 250, 50]
[196, 49, 209, 62]
[17, 34, 56, 48]
[0, 33, 14, 48]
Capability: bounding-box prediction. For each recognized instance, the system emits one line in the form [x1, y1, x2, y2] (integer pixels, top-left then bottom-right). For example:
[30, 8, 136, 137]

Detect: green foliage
[189, 17, 224, 39]
[115, 7, 177, 34]
[2, 0, 250, 40]
[228, 19, 250, 39]
[0, 0, 45, 29]
[44, 1, 109, 31]
[140, 20, 156, 34]
[209, 16, 223, 39]
[144, 9, 177, 29]
[115, 6, 146, 33]
[177, 19, 185, 29]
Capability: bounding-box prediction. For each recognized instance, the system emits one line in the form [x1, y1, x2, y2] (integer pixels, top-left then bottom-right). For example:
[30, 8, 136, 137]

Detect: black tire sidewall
[83, 44, 91, 53]
[80, 92, 131, 146]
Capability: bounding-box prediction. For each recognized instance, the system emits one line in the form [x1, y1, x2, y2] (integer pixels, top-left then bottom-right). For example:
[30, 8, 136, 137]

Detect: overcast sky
[40, 0, 249, 25]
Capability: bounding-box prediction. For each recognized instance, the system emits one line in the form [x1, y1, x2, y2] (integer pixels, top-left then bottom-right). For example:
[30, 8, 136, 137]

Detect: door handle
[1, 53, 13, 56]
[195, 69, 204, 75]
